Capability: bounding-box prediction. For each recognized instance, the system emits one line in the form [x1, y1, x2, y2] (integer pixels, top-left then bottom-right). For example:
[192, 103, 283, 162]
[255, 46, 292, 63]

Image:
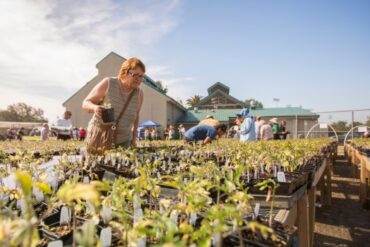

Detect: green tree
[176, 98, 186, 107]
[366, 116, 370, 127]
[0, 102, 47, 122]
[154, 80, 168, 94]
[330, 121, 350, 132]
[186, 95, 202, 109]
[244, 99, 263, 109]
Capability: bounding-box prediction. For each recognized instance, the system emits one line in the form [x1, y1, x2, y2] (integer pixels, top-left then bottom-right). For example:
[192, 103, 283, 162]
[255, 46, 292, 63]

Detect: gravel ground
[314, 150, 370, 247]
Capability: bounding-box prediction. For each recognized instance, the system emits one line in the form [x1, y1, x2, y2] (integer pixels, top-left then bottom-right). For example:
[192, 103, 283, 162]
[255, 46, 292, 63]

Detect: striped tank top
[89, 77, 140, 147]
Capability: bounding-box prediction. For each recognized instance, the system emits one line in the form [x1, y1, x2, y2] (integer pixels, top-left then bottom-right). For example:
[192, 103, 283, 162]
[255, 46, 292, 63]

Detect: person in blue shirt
[184, 124, 227, 144]
[235, 108, 256, 142]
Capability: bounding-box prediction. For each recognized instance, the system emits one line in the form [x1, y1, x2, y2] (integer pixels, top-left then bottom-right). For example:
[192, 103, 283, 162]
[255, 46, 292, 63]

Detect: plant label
[16, 199, 27, 214]
[33, 187, 44, 203]
[47, 240, 63, 247]
[134, 207, 143, 224]
[157, 172, 161, 178]
[277, 172, 286, 182]
[254, 203, 260, 219]
[212, 233, 221, 247]
[3, 175, 17, 189]
[102, 205, 112, 223]
[100, 227, 112, 247]
[232, 219, 237, 233]
[133, 194, 140, 209]
[190, 212, 197, 226]
[86, 200, 95, 213]
[254, 169, 258, 179]
[137, 236, 146, 247]
[273, 166, 277, 177]
[103, 171, 116, 181]
[73, 171, 79, 180]
[60, 206, 71, 225]
[170, 210, 178, 223]
[83, 176, 90, 184]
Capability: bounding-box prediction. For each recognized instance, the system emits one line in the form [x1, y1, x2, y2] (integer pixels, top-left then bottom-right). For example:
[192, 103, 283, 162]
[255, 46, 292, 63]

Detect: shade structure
[139, 120, 160, 128]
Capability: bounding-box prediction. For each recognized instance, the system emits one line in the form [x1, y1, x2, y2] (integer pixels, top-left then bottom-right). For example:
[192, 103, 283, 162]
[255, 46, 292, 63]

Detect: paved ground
[314, 148, 370, 247]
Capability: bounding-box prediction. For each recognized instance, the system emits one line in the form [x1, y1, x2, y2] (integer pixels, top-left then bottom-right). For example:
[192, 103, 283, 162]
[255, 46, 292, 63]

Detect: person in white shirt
[254, 116, 263, 140]
[54, 111, 72, 140]
[178, 124, 186, 139]
[40, 123, 49, 140]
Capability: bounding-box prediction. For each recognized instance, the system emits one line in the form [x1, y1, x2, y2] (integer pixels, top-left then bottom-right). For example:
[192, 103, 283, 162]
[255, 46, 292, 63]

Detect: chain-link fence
[304, 109, 370, 144]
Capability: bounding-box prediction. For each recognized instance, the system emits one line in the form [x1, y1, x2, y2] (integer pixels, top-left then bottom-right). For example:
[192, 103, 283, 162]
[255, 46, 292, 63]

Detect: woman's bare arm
[82, 78, 109, 116]
[131, 89, 144, 146]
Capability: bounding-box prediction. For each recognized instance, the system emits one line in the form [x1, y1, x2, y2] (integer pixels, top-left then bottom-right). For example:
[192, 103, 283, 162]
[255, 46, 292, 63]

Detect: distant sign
[319, 123, 328, 129]
[358, 127, 368, 132]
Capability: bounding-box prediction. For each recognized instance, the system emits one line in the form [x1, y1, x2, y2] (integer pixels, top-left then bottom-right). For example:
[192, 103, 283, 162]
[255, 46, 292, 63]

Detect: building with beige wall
[177, 82, 320, 139]
[63, 52, 186, 135]
[64, 52, 319, 140]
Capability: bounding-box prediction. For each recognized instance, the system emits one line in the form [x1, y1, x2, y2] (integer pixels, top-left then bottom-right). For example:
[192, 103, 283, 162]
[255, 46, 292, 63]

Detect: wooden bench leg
[297, 191, 310, 247]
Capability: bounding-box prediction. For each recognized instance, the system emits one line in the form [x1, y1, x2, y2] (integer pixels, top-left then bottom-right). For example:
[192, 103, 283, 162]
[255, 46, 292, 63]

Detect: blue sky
[0, 0, 369, 122]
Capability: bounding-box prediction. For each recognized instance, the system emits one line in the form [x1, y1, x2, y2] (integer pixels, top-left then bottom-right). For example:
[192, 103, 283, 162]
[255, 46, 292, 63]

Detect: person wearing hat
[184, 124, 227, 144]
[198, 114, 220, 127]
[260, 120, 274, 140]
[235, 108, 256, 142]
[178, 124, 186, 139]
[269, 118, 280, 140]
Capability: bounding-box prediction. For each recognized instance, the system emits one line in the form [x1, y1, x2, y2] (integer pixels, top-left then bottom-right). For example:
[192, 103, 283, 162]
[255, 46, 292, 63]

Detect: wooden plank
[324, 160, 332, 206]
[297, 190, 310, 247]
[360, 157, 368, 203]
[312, 159, 328, 187]
[307, 188, 316, 247]
[286, 204, 297, 226]
[366, 157, 370, 172]
[250, 184, 307, 209]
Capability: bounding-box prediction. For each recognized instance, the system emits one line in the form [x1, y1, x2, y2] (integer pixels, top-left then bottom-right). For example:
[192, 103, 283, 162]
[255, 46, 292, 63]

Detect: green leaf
[198, 237, 211, 247]
[15, 172, 32, 195]
[34, 182, 52, 195]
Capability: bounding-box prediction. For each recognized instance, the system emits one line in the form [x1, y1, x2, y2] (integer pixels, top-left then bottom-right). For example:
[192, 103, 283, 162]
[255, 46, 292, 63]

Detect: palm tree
[244, 99, 264, 109]
[186, 95, 202, 108]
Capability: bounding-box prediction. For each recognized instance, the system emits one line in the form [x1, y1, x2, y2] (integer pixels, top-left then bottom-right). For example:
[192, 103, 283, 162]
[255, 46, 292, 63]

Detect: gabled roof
[96, 51, 126, 68]
[63, 52, 187, 111]
[195, 89, 246, 108]
[177, 107, 319, 123]
[207, 82, 230, 95]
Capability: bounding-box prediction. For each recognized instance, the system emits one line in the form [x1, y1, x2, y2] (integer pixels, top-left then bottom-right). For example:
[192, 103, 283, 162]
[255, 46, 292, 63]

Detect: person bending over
[184, 124, 227, 145]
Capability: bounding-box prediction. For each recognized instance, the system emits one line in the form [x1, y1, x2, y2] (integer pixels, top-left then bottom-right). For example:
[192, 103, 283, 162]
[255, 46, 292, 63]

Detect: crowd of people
[182, 109, 292, 145]
[6, 127, 25, 141]
[231, 109, 290, 142]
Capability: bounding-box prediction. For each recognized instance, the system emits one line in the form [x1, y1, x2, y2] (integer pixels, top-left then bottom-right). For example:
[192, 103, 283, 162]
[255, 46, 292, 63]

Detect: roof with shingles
[176, 107, 319, 123]
[195, 89, 246, 108]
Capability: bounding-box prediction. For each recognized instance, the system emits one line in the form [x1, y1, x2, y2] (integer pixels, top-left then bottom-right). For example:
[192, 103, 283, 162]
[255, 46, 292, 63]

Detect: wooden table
[345, 144, 370, 204]
[251, 157, 333, 247]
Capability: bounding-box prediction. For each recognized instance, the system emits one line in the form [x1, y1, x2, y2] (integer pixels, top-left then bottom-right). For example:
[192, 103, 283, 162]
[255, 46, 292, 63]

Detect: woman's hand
[94, 105, 104, 117]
